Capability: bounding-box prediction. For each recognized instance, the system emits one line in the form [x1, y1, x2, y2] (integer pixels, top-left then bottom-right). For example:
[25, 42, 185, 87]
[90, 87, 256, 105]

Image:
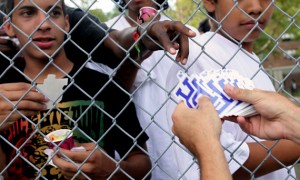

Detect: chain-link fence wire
[0, 0, 299, 179]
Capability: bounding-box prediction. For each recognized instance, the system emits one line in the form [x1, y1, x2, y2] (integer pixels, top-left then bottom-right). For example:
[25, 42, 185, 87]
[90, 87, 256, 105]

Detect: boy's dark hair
[114, 0, 169, 12]
[5, 0, 67, 16]
[198, 18, 210, 33]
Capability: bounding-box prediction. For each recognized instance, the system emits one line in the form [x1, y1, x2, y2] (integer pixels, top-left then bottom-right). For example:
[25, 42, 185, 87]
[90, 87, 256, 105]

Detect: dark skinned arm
[107, 21, 196, 90]
[233, 140, 300, 179]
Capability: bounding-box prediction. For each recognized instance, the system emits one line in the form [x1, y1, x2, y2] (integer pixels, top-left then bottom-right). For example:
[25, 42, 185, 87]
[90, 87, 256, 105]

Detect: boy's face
[5, 0, 69, 59]
[204, 0, 274, 44]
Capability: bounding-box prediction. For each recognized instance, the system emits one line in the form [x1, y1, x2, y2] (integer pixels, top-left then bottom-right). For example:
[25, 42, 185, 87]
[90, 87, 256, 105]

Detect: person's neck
[23, 51, 74, 83]
[211, 27, 254, 53]
[240, 42, 254, 53]
[125, 10, 138, 27]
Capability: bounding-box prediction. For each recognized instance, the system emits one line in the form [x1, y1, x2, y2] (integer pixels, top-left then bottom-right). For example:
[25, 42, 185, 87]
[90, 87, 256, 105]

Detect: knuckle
[19, 83, 31, 91]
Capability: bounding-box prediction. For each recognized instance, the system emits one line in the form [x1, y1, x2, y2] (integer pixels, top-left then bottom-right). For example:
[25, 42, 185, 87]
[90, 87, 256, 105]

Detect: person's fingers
[171, 101, 187, 135]
[0, 38, 15, 53]
[176, 101, 186, 109]
[4, 109, 40, 118]
[16, 100, 47, 111]
[0, 38, 11, 44]
[171, 21, 196, 37]
[57, 147, 98, 163]
[55, 147, 106, 178]
[1, 91, 48, 103]
[197, 95, 216, 112]
[19, 109, 40, 117]
[223, 116, 239, 123]
[144, 21, 195, 54]
[175, 34, 189, 64]
[236, 116, 252, 134]
[52, 153, 79, 174]
[79, 143, 97, 150]
[0, 109, 40, 132]
[171, 126, 176, 135]
[0, 96, 47, 111]
[162, 21, 195, 55]
[224, 84, 255, 103]
[0, 83, 48, 102]
[0, 30, 7, 36]
[0, 44, 13, 52]
[0, 82, 34, 91]
[172, 42, 180, 49]
[152, 21, 177, 54]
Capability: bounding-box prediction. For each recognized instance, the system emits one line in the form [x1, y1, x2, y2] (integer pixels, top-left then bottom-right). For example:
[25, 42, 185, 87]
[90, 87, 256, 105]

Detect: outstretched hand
[139, 20, 196, 64]
[224, 84, 300, 142]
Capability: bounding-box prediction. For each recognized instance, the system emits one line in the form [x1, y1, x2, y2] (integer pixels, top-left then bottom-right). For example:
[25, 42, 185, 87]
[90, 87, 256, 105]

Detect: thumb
[78, 142, 97, 151]
[224, 84, 254, 104]
[197, 95, 214, 110]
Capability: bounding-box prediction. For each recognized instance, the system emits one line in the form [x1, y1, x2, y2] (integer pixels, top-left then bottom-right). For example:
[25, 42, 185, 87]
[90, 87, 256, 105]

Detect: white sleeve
[220, 128, 250, 174]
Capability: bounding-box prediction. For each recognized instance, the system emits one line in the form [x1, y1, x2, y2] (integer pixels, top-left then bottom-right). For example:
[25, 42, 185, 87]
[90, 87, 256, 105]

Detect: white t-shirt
[166, 32, 296, 180]
[105, 14, 201, 179]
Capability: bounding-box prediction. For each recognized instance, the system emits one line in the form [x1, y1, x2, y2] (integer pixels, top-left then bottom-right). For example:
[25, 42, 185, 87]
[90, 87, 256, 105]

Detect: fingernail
[44, 96, 49, 102]
[225, 84, 234, 92]
[169, 48, 176, 54]
[189, 30, 195, 35]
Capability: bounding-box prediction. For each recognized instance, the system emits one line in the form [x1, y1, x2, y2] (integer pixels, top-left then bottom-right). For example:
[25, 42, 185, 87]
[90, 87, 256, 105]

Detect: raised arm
[108, 20, 196, 90]
[224, 84, 300, 144]
[223, 84, 300, 179]
[172, 96, 232, 180]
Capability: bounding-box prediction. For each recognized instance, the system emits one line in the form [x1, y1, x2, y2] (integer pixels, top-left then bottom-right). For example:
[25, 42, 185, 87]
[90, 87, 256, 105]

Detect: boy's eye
[21, 10, 35, 17]
[50, 10, 62, 17]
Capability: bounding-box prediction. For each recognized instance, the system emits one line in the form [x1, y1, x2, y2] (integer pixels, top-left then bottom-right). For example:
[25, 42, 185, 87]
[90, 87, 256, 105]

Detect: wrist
[133, 26, 142, 64]
[194, 137, 221, 158]
[286, 106, 300, 144]
[133, 25, 149, 64]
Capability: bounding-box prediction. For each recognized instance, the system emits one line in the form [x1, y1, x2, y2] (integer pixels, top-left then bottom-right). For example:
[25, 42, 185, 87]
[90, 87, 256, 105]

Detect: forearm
[112, 152, 151, 180]
[115, 61, 139, 91]
[286, 106, 300, 145]
[107, 28, 150, 61]
[197, 139, 232, 180]
[233, 140, 300, 179]
[109, 28, 152, 90]
[115, 50, 152, 90]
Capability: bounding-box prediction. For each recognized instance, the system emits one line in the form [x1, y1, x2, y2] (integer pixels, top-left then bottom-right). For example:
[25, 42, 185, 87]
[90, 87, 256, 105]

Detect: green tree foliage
[89, 7, 120, 22]
[75, 0, 120, 22]
[254, 0, 300, 57]
[165, 0, 206, 29]
[168, 0, 299, 58]
[88, 9, 107, 22]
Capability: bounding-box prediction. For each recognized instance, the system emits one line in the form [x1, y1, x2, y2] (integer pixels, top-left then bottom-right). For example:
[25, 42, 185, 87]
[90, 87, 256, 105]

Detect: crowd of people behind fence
[0, 0, 299, 179]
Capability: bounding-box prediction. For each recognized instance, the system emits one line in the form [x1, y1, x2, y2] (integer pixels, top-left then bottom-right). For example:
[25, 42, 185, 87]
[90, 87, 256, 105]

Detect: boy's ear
[203, 0, 216, 14]
[64, 15, 70, 33]
[3, 17, 16, 37]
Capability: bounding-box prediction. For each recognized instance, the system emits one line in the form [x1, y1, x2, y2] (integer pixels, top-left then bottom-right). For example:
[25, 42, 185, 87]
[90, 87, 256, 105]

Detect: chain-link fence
[0, 0, 299, 179]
